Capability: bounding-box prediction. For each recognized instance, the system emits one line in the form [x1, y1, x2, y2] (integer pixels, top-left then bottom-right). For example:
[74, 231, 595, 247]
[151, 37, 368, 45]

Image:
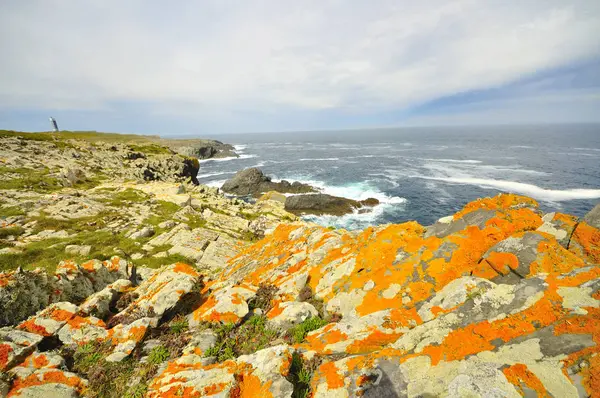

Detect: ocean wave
[419, 176, 600, 201]
[204, 179, 228, 188]
[298, 157, 340, 161]
[197, 171, 235, 178]
[423, 158, 482, 164]
[302, 195, 407, 230]
[198, 154, 258, 163]
[573, 148, 600, 152]
[233, 144, 247, 151]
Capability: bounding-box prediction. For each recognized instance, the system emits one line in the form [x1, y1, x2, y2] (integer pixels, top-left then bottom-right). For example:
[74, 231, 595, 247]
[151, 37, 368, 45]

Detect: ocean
[196, 124, 600, 230]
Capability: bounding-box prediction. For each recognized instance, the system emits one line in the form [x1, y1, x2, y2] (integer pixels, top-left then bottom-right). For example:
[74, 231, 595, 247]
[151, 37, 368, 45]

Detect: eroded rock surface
[2, 144, 600, 398]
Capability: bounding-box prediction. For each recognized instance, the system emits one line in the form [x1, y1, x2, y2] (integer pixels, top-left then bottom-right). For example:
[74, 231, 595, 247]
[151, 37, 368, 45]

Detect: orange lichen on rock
[453, 193, 539, 220]
[502, 364, 549, 396]
[345, 329, 403, 354]
[8, 370, 86, 397]
[485, 251, 520, 275]
[569, 221, 600, 264]
[319, 361, 345, 389]
[173, 262, 200, 277]
[0, 343, 13, 370]
[232, 373, 273, 398]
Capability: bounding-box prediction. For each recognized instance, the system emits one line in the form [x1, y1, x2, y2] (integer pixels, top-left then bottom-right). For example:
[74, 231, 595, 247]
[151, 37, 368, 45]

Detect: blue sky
[1, 0, 600, 135]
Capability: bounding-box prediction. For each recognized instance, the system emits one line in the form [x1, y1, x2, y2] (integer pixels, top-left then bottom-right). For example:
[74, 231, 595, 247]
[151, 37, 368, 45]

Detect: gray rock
[583, 203, 600, 229]
[222, 168, 314, 196]
[65, 244, 92, 256]
[285, 193, 377, 216]
[129, 226, 155, 240]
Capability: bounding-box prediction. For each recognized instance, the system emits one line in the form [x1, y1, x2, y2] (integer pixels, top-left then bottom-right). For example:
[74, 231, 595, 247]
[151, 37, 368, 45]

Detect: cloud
[1, 0, 599, 132]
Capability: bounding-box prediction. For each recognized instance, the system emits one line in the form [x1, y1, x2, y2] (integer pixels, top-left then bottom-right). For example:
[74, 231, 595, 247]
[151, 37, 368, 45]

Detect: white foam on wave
[204, 179, 228, 188]
[423, 158, 482, 164]
[420, 176, 600, 202]
[233, 144, 247, 152]
[298, 157, 340, 161]
[197, 171, 235, 178]
[272, 177, 407, 230]
[574, 148, 600, 152]
[198, 154, 258, 163]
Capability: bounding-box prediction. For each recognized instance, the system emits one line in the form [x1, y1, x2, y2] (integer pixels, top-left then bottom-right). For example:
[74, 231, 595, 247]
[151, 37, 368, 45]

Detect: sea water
[196, 124, 600, 230]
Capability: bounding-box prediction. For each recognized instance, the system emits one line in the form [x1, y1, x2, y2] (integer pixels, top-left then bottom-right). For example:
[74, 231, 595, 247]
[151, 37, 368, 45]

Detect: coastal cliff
[1, 131, 599, 397]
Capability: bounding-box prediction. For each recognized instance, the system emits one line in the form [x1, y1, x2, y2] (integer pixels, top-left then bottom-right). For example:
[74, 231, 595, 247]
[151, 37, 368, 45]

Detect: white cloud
[1, 0, 599, 116]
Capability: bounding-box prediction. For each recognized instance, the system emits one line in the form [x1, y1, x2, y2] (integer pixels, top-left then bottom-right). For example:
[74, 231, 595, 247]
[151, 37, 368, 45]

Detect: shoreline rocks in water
[284, 193, 380, 216]
[223, 168, 380, 216]
[221, 167, 315, 196]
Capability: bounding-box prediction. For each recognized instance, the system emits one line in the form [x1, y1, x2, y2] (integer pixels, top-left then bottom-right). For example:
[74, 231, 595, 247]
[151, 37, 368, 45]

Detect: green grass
[0, 238, 71, 272]
[128, 144, 172, 155]
[0, 226, 24, 239]
[288, 317, 329, 344]
[99, 188, 150, 207]
[0, 166, 63, 192]
[169, 315, 189, 334]
[144, 200, 181, 226]
[71, 340, 160, 398]
[0, 205, 25, 218]
[0, 165, 104, 192]
[205, 315, 278, 362]
[288, 352, 318, 398]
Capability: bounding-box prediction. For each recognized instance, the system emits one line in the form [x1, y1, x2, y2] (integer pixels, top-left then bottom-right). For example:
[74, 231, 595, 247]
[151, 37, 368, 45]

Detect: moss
[0, 166, 63, 192]
[0, 237, 70, 272]
[0, 226, 24, 239]
[127, 144, 172, 155]
[288, 317, 329, 344]
[0, 205, 25, 218]
[144, 200, 180, 226]
[205, 315, 278, 362]
[185, 214, 207, 229]
[99, 188, 149, 207]
[239, 211, 260, 221]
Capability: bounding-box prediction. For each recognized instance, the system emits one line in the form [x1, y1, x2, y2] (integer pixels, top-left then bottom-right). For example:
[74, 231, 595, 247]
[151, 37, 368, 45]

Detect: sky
[1, 0, 600, 136]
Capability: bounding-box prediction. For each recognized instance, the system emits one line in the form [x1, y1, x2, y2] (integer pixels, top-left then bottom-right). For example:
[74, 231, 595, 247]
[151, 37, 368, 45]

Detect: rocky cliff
[1, 131, 599, 397]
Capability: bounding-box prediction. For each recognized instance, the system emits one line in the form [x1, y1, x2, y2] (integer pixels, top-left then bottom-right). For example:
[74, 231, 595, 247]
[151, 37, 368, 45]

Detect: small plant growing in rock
[288, 316, 329, 344]
[169, 315, 189, 334]
[287, 352, 322, 398]
[247, 283, 278, 312]
[205, 315, 278, 362]
[147, 345, 170, 365]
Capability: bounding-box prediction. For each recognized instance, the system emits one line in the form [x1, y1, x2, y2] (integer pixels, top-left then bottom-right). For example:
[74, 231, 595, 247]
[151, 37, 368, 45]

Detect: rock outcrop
[285, 193, 380, 216]
[222, 168, 315, 196]
[1, 131, 599, 397]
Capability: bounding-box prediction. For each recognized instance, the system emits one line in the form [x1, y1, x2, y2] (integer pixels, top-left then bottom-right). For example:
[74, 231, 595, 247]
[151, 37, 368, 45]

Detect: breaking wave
[420, 176, 600, 202]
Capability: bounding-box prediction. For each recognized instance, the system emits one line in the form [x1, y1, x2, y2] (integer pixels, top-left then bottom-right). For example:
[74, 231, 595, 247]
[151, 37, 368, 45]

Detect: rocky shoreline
[1, 130, 599, 397]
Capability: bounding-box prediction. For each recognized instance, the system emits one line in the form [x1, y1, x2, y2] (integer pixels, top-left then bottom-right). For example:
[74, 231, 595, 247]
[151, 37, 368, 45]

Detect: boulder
[221, 168, 314, 196]
[583, 202, 600, 229]
[266, 301, 318, 330]
[285, 193, 377, 216]
[7, 369, 88, 397]
[147, 345, 294, 398]
[0, 328, 44, 372]
[64, 245, 92, 256]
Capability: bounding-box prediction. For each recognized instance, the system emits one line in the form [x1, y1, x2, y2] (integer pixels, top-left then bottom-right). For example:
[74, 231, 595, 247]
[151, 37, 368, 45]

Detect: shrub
[288, 317, 328, 344]
[147, 345, 170, 364]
